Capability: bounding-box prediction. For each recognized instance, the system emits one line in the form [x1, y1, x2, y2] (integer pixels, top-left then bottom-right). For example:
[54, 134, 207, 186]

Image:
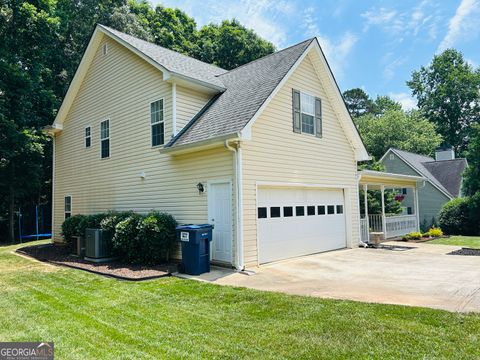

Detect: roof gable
[167, 38, 370, 161]
[423, 159, 467, 197]
[52, 24, 226, 127]
[383, 148, 455, 198]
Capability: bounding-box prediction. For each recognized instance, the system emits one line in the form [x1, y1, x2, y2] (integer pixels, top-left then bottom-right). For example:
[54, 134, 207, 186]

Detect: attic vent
[102, 43, 108, 56]
[389, 154, 394, 160]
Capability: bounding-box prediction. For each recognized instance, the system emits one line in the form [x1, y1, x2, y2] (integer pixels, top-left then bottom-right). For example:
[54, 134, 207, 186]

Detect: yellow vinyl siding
[176, 85, 211, 133]
[53, 37, 234, 256]
[242, 51, 360, 266]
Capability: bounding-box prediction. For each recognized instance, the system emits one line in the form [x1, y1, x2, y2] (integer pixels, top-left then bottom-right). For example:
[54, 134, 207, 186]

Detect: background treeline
[0, 0, 276, 242]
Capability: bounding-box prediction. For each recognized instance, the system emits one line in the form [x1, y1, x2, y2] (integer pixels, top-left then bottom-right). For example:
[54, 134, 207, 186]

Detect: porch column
[414, 185, 420, 231]
[363, 184, 369, 242]
[381, 185, 387, 239]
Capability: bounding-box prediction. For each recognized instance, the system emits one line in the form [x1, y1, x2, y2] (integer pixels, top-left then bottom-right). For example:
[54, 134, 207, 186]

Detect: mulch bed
[447, 248, 480, 256]
[16, 244, 178, 281]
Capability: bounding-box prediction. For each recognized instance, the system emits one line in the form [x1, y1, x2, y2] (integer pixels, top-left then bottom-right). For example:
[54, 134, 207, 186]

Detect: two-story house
[46, 24, 376, 269]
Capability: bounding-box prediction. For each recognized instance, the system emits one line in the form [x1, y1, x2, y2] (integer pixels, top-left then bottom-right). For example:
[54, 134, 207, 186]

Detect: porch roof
[358, 170, 426, 189]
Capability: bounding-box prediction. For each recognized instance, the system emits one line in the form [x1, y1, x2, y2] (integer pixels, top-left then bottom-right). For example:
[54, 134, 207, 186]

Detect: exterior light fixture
[196, 182, 204, 194]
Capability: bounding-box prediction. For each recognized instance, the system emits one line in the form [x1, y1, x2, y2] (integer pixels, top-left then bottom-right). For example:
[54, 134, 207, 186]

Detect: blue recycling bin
[176, 224, 214, 275]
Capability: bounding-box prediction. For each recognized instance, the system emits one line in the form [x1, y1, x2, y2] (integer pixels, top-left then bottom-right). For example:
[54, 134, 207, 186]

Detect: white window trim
[299, 90, 317, 136]
[100, 118, 110, 159]
[64, 195, 72, 220]
[150, 98, 165, 148]
[85, 125, 92, 148]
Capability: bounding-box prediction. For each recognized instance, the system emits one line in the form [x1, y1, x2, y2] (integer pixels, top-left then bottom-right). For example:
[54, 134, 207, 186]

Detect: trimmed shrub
[61, 214, 85, 248]
[428, 227, 443, 238]
[405, 232, 422, 240]
[467, 192, 480, 235]
[111, 213, 144, 263]
[100, 211, 135, 233]
[137, 211, 177, 264]
[439, 198, 471, 235]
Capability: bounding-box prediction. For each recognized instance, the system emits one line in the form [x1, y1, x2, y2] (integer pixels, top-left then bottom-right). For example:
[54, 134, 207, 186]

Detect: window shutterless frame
[150, 98, 165, 147]
[100, 119, 110, 159]
[64, 195, 72, 219]
[85, 126, 91, 148]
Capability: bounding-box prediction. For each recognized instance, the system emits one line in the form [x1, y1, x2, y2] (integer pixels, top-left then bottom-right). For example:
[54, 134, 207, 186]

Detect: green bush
[406, 231, 422, 240]
[439, 198, 472, 235]
[428, 227, 443, 238]
[61, 215, 85, 248]
[111, 214, 144, 263]
[62, 210, 178, 264]
[100, 211, 135, 233]
[136, 211, 177, 264]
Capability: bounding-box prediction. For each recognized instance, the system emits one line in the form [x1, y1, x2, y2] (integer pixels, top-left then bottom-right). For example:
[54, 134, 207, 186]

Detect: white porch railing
[368, 214, 383, 232]
[385, 215, 418, 238]
[364, 214, 418, 240]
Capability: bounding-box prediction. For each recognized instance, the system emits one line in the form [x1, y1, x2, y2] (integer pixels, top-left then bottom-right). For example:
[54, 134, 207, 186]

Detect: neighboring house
[46, 24, 373, 269]
[380, 147, 467, 229]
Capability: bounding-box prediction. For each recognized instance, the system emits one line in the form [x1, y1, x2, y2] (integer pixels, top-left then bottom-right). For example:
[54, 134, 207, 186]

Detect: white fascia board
[309, 40, 369, 161]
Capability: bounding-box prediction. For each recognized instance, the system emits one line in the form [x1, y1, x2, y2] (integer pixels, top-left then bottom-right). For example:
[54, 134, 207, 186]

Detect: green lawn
[1, 241, 480, 359]
[428, 236, 480, 249]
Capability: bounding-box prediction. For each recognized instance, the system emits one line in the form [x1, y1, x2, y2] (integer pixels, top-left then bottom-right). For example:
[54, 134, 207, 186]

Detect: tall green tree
[195, 19, 275, 70]
[355, 109, 442, 160]
[407, 49, 480, 155]
[462, 124, 480, 196]
[343, 88, 375, 118]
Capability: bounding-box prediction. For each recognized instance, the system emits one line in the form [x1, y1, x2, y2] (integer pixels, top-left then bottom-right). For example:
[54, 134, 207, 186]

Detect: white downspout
[172, 81, 177, 137]
[224, 139, 244, 270]
[51, 135, 55, 243]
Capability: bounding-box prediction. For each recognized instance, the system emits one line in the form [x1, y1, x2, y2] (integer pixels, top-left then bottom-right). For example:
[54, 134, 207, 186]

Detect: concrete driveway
[182, 242, 480, 312]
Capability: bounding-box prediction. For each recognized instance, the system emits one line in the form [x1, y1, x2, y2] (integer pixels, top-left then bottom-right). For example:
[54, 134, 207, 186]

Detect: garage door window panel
[270, 207, 281, 218]
[283, 206, 293, 217]
[318, 205, 325, 215]
[336, 205, 344, 214]
[327, 205, 335, 214]
[296, 206, 305, 216]
[307, 206, 315, 215]
[258, 207, 267, 219]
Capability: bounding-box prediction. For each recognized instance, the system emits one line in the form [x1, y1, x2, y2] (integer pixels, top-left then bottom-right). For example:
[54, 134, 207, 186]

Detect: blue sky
[154, 0, 480, 110]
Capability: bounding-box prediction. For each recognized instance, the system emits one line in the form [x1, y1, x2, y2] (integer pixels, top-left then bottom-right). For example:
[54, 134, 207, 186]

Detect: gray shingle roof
[391, 148, 466, 198]
[168, 38, 314, 147]
[423, 159, 467, 197]
[99, 25, 227, 89]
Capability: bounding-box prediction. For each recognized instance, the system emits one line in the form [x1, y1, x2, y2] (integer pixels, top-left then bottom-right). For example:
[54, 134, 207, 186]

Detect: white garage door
[257, 187, 346, 264]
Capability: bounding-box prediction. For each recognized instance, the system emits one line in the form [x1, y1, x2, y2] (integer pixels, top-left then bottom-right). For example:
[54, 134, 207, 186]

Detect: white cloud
[361, 7, 397, 31]
[303, 7, 357, 78]
[389, 92, 417, 111]
[438, 0, 480, 51]
[361, 2, 441, 40]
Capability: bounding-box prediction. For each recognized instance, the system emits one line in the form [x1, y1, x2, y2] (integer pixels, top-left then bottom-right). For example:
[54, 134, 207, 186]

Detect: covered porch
[358, 170, 425, 243]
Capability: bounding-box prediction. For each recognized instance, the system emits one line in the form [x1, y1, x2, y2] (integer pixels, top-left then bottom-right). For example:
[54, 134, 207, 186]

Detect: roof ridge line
[220, 38, 315, 76]
[422, 158, 466, 163]
[98, 24, 228, 72]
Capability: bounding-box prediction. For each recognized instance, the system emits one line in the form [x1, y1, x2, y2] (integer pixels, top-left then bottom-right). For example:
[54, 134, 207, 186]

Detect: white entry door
[257, 187, 347, 264]
[208, 181, 233, 263]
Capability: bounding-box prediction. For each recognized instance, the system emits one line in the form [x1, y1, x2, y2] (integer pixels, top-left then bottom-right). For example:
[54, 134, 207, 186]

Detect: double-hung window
[64, 196, 72, 219]
[300, 92, 315, 134]
[292, 89, 322, 137]
[85, 126, 91, 148]
[151, 99, 164, 146]
[100, 120, 110, 158]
